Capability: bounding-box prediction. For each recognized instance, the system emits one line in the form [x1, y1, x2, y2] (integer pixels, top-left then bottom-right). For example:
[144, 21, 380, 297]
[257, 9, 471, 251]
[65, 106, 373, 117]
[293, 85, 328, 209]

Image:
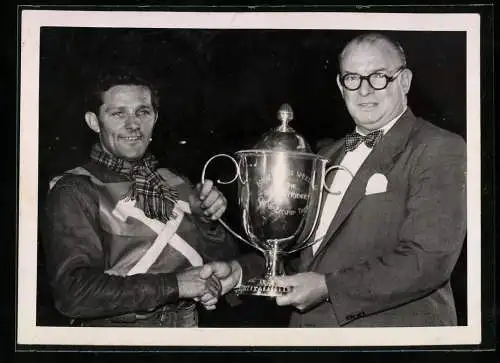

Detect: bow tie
[345, 130, 383, 152]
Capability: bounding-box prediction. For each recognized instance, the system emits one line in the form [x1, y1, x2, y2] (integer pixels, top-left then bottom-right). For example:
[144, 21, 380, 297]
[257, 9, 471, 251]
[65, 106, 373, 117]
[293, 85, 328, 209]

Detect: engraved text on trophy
[241, 152, 314, 247]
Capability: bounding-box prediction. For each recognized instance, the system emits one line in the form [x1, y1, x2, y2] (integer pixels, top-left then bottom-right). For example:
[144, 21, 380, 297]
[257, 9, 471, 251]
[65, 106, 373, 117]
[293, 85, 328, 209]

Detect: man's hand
[195, 261, 242, 310]
[176, 266, 221, 301]
[274, 272, 329, 311]
[189, 179, 227, 221]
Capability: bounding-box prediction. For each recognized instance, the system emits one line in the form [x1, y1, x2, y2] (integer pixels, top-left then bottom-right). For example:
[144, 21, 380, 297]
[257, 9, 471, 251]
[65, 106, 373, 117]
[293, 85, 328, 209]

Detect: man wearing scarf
[42, 70, 238, 327]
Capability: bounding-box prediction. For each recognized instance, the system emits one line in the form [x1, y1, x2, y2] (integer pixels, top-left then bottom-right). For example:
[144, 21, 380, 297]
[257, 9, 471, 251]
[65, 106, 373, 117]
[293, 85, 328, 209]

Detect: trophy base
[234, 278, 291, 297]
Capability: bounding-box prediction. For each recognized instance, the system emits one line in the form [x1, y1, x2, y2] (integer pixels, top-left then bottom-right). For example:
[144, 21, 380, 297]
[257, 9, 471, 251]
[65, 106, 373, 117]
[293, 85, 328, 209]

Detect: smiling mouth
[120, 135, 143, 142]
[358, 102, 378, 110]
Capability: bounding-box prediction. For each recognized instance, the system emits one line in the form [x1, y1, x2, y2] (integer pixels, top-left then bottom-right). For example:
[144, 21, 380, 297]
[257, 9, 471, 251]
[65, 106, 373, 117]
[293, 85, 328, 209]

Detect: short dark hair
[338, 32, 407, 71]
[85, 66, 160, 114]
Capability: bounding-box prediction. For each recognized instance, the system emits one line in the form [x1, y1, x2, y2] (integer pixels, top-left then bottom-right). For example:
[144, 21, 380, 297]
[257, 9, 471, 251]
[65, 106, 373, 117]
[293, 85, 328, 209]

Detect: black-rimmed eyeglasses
[339, 66, 406, 91]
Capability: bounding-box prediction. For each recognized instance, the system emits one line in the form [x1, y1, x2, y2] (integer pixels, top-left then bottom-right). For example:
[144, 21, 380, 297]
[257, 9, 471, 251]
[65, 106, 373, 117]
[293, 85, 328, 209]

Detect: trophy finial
[277, 103, 294, 131]
[253, 102, 312, 152]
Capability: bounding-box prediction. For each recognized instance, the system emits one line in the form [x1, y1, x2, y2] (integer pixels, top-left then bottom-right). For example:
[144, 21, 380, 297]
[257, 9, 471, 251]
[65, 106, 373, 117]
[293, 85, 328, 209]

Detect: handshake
[175, 260, 329, 312]
[175, 260, 243, 310]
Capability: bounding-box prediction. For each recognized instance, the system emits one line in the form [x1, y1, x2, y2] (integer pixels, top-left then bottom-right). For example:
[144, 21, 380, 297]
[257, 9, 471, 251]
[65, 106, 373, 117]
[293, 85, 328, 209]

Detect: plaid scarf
[90, 143, 179, 223]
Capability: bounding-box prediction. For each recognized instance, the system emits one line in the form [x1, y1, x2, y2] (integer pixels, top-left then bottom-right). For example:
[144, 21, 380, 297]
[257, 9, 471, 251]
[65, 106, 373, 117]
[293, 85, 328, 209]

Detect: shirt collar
[356, 106, 407, 136]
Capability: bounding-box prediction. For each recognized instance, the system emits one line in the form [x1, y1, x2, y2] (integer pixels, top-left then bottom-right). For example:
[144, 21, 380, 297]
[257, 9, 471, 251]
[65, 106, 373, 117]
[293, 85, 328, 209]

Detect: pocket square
[365, 173, 388, 195]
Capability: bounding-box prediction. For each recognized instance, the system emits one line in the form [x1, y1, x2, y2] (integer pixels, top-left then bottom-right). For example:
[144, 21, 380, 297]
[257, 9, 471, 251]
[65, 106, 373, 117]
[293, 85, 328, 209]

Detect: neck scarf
[90, 143, 178, 223]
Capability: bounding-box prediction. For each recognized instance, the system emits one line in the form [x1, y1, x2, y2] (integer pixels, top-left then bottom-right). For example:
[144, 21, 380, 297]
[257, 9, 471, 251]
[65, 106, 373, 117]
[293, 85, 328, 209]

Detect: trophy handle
[217, 219, 265, 253]
[323, 164, 354, 194]
[200, 153, 265, 253]
[286, 234, 326, 255]
[201, 153, 240, 185]
[283, 164, 355, 255]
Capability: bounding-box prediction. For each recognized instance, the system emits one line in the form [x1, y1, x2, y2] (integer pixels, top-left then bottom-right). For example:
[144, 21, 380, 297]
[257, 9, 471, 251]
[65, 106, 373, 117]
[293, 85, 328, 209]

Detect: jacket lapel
[308, 109, 421, 269]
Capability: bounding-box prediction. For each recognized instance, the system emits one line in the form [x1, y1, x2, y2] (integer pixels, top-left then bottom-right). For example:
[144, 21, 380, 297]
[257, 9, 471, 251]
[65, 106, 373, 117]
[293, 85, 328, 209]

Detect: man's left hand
[274, 272, 329, 311]
[189, 179, 227, 221]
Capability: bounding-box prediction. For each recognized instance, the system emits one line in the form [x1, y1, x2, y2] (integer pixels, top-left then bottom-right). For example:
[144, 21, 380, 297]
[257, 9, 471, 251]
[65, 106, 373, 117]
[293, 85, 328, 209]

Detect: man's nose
[358, 78, 374, 96]
[125, 114, 140, 129]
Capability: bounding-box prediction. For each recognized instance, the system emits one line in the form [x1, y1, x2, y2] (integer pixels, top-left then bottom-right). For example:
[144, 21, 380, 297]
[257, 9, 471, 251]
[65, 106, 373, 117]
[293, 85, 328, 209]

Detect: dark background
[36, 27, 468, 327]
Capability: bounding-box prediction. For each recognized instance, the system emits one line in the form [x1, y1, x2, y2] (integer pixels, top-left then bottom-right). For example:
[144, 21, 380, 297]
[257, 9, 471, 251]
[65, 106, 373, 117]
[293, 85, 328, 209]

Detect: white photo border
[18, 9, 482, 347]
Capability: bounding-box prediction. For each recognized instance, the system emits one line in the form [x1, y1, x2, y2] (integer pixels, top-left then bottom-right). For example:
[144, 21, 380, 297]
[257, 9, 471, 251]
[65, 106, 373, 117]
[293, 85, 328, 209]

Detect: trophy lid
[253, 103, 312, 152]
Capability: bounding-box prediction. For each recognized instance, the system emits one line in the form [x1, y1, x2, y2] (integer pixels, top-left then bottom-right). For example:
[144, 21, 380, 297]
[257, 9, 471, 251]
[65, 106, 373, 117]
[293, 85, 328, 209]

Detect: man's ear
[84, 112, 100, 133]
[400, 68, 413, 95]
[336, 74, 345, 97]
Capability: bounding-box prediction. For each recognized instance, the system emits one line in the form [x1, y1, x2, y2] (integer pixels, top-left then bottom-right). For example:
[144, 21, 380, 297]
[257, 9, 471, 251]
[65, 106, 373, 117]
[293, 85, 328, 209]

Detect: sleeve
[176, 172, 240, 263]
[192, 216, 241, 262]
[325, 134, 467, 325]
[42, 175, 180, 319]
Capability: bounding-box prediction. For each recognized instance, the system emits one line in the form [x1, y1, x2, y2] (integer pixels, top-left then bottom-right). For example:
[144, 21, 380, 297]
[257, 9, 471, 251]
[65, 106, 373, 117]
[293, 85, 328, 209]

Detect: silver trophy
[201, 104, 352, 297]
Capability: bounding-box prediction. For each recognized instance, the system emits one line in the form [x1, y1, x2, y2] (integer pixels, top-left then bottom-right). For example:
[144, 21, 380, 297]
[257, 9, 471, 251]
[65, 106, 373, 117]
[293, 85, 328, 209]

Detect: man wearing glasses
[202, 32, 467, 327]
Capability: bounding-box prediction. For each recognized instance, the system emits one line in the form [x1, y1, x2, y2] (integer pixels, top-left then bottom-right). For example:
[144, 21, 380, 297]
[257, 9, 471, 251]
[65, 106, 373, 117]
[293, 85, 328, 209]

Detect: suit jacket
[284, 108, 467, 327]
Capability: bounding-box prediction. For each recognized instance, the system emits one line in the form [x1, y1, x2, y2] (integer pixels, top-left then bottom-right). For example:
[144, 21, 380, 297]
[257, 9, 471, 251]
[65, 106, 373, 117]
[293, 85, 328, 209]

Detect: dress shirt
[312, 107, 407, 255]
